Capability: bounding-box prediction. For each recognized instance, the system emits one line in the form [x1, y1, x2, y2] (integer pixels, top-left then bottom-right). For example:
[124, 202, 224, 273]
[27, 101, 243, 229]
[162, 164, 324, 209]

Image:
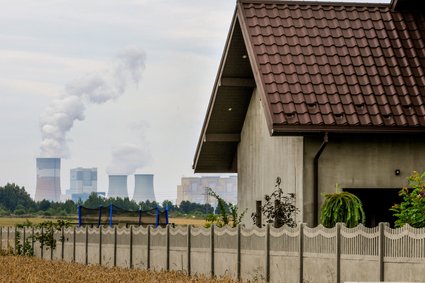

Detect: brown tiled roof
[239, 1, 425, 131]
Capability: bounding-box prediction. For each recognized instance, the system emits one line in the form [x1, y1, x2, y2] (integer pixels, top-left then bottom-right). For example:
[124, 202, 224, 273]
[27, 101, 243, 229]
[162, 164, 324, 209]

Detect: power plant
[35, 157, 62, 202]
[133, 174, 156, 203]
[108, 175, 128, 199]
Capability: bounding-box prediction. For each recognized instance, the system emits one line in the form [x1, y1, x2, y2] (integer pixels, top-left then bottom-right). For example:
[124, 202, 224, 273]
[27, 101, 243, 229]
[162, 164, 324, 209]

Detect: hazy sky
[0, 0, 235, 202]
[0, 0, 390, 203]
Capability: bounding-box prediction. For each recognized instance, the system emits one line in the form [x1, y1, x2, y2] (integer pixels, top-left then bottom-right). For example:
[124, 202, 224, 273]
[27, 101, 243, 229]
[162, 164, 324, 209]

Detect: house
[193, 0, 425, 227]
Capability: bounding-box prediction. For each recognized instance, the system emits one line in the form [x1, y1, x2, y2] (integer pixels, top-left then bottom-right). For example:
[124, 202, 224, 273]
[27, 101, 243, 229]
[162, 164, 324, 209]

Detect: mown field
[0, 255, 238, 283]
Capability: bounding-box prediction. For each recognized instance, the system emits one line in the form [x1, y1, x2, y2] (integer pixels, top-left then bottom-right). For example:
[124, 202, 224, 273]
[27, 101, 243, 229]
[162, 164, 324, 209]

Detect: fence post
[165, 206, 169, 225]
[14, 226, 17, 254]
[40, 227, 43, 259]
[0, 226, 2, 251]
[210, 224, 215, 278]
[114, 226, 117, 267]
[109, 204, 113, 228]
[130, 225, 133, 269]
[7, 226, 9, 251]
[78, 205, 82, 227]
[61, 226, 64, 260]
[85, 226, 88, 265]
[98, 205, 103, 228]
[147, 225, 151, 269]
[187, 225, 191, 276]
[73, 226, 76, 262]
[50, 228, 54, 260]
[299, 223, 304, 283]
[99, 226, 102, 266]
[378, 222, 388, 282]
[336, 223, 341, 283]
[155, 207, 159, 228]
[31, 227, 35, 257]
[265, 224, 270, 282]
[23, 227, 26, 253]
[237, 224, 241, 281]
[166, 224, 170, 271]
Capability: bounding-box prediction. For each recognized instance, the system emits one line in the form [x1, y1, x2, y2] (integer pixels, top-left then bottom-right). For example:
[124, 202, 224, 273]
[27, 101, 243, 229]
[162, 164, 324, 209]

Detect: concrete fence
[1, 223, 425, 283]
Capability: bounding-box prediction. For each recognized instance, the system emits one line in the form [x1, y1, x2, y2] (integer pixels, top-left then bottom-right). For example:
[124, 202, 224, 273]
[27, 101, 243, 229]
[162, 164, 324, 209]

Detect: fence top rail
[304, 224, 336, 238]
[270, 225, 299, 237]
[385, 224, 425, 240]
[341, 224, 380, 239]
[191, 226, 210, 236]
[215, 226, 238, 236]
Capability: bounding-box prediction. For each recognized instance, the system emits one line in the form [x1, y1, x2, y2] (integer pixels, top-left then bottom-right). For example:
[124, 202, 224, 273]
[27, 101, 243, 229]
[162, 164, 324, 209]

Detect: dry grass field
[0, 255, 238, 283]
[0, 217, 206, 227]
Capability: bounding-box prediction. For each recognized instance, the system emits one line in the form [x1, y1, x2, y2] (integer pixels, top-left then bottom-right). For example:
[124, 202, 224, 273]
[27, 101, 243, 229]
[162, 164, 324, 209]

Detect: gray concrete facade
[237, 89, 304, 226]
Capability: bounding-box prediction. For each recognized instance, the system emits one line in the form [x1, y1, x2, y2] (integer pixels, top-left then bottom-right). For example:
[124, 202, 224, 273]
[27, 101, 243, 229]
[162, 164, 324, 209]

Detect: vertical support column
[210, 224, 215, 278]
[147, 225, 151, 270]
[114, 226, 117, 267]
[187, 225, 191, 276]
[165, 206, 169, 225]
[166, 224, 170, 271]
[299, 223, 304, 283]
[265, 224, 270, 282]
[31, 227, 35, 256]
[85, 226, 88, 265]
[378, 222, 386, 282]
[61, 226, 65, 260]
[50, 228, 54, 260]
[155, 207, 159, 228]
[336, 223, 341, 283]
[109, 204, 113, 228]
[78, 205, 82, 227]
[14, 226, 17, 254]
[237, 224, 241, 281]
[0, 226, 2, 251]
[40, 227, 43, 259]
[98, 205, 103, 228]
[73, 226, 76, 262]
[99, 226, 102, 266]
[7, 226, 10, 251]
[129, 225, 133, 269]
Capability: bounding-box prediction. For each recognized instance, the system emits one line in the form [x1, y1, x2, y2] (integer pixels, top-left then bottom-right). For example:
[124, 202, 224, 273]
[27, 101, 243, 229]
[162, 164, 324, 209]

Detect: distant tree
[0, 183, 35, 212]
[37, 199, 52, 211]
[83, 193, 106, 208]
[162, 200, 174, 211]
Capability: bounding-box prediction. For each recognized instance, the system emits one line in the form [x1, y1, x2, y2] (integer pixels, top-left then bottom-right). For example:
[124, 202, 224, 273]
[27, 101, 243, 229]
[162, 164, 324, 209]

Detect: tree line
[0, 183, 215, 218]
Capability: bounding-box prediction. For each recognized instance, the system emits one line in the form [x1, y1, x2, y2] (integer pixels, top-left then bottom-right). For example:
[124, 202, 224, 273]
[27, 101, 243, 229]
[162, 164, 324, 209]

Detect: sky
[0, 0, 390, 203]
[0, 0, 236, 202]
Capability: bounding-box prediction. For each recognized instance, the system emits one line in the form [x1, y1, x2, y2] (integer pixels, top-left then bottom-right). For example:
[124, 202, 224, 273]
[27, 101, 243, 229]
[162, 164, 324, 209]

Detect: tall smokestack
[133, 174, 155, 203]
[108, 175, 128, 199]
[35, 158, 61, 202]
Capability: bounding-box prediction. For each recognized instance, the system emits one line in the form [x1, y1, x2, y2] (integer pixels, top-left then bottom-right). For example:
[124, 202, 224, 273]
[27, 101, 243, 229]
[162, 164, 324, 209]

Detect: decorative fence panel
[3, 223, 425, 283]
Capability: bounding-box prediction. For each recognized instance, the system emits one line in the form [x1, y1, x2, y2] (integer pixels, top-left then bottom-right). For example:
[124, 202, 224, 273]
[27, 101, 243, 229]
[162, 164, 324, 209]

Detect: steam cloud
[39, 47, 146, 157]
[106, 143, 151, 175]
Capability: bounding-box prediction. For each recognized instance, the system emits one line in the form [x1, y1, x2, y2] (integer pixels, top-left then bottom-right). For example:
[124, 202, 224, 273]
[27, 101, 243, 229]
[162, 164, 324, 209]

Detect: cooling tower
[108, 175, 128, 198]
[35, 158, 61, 202]
[133, 174, 156, 203]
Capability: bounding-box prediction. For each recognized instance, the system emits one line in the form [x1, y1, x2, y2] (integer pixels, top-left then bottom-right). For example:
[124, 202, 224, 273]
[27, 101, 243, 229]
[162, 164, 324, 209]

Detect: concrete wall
[238, 89, 304, 225]
[303, 135, 425, 225]
[4, 223, 425, 283]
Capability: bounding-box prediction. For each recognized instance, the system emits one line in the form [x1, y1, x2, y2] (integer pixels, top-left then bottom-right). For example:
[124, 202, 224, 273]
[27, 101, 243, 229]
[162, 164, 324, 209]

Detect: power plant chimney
[108, 175, 128, 199]
[35, 157, 61, 202]
[133, 174, 156, 203]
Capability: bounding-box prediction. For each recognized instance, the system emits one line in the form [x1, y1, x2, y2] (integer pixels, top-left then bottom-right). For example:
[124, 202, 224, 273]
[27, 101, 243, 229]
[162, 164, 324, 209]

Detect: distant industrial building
[176, 176, 237, 206]
[65, 167, 97, 202]
[35, 157, 62, 202]
[133, 174, 156, 203]
[108, 175, 128, 199]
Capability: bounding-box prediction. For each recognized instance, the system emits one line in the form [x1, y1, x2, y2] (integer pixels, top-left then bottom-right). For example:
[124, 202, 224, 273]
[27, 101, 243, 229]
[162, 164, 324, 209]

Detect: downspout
[313, 132, 328, 227]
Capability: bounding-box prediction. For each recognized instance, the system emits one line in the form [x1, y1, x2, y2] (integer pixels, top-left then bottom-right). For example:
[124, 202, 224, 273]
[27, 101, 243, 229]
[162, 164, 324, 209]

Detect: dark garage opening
[344, 188, 401, 228]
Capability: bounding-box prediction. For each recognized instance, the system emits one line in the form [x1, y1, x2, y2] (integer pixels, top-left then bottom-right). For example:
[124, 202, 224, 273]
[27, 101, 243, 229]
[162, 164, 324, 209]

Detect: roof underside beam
[204, 134, 241, 142]
[219, 77, 256, 88]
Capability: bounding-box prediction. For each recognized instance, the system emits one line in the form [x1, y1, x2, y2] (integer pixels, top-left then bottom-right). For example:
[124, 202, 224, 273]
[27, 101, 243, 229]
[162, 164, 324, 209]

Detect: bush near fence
[2, 223, 425, 283]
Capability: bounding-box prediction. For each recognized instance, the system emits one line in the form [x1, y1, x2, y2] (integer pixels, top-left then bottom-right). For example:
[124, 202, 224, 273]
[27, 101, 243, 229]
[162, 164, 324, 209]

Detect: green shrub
[391, 171, 425, 228]
[320, 186, 365, 228]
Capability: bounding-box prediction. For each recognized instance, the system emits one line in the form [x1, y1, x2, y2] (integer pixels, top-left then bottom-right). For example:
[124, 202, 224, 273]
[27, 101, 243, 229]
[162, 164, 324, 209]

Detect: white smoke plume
[39, 47, 146, 157]
[106, 143, 151, 175]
